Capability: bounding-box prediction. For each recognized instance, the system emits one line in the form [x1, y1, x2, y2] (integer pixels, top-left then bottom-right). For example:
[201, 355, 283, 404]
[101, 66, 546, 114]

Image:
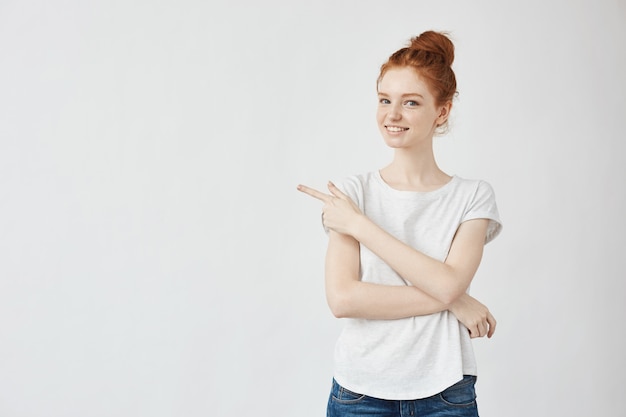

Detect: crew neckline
[374, 170, 458, 199]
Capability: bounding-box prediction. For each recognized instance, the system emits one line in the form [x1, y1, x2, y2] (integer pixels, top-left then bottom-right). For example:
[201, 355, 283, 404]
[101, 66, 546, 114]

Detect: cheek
[376, 109, 385, 125]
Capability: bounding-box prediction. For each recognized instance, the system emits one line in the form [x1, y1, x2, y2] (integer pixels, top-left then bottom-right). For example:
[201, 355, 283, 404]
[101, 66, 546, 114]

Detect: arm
[325, 230, 450, 319]
[325, 229, 496, 337]
[318, 181, 488, 304]
[298, 183, 496, 337]
[353, 215, 489, 305]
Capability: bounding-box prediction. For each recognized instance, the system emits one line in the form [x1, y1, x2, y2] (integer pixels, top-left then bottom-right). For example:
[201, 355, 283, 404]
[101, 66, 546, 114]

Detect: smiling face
[376, 66, 451, 151]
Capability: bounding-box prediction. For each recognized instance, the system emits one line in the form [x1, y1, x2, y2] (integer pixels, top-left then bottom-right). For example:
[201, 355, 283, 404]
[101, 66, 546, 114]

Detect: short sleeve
[462, 180, 502, 244]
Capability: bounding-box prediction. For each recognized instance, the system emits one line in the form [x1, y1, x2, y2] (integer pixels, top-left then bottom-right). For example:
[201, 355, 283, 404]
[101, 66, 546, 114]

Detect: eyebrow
[377, 92, 424, 99]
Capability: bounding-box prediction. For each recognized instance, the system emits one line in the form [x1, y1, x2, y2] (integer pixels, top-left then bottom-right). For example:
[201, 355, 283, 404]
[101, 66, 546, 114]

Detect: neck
[380, 144, 450, 191]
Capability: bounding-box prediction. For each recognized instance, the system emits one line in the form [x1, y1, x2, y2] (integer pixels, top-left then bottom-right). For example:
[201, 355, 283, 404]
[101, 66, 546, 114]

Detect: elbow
[327, 292, 350, 318]
[439, 291, 462, 306]
[329, 306, 348, 319]
[438, 282, 469, 305]
[326, 285, 355, 318]
[432, 266, 472, 305]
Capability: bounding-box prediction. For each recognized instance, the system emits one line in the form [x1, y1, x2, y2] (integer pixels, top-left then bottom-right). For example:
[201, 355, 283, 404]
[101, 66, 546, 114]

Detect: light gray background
[1, 1, 624, 416]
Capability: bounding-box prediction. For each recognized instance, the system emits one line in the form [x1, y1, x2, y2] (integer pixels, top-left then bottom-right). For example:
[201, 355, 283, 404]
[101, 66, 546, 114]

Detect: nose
[388, 103, 402, 121]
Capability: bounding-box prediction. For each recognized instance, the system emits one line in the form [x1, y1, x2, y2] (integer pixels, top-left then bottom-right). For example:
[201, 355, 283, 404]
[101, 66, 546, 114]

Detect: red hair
[378, 31, 457, 108]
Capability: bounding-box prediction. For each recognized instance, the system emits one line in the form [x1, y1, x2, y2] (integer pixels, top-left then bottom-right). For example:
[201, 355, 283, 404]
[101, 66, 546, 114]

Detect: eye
[404, 100, 419, 107]
[378, 98, 390, 105]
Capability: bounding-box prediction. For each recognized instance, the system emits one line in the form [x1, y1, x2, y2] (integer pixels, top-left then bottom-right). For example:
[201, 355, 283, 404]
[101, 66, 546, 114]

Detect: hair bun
[378, 29, 457, 119]
[408, 31, 455, 67]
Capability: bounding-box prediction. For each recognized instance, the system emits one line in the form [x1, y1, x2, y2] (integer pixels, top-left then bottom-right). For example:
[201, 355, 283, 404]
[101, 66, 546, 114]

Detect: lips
[385, 125, 409, 132]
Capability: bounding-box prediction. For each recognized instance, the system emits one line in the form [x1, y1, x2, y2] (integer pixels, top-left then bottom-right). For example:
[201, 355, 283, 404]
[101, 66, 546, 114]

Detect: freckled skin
[376, 67, 451, 153]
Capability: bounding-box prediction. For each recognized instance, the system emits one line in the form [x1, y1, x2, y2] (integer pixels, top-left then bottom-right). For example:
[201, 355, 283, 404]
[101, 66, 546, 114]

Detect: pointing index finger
[297, 184, 333, 203]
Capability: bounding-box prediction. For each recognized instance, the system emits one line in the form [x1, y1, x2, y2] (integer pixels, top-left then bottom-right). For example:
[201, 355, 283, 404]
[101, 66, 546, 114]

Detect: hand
[297, 182, 363, 236]
[449, 293, 496, 338]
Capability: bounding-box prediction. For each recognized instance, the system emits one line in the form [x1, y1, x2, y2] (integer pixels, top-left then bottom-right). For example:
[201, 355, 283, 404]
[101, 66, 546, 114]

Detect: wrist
[349, 213, 367, 240]
[448, 293, 467, 312]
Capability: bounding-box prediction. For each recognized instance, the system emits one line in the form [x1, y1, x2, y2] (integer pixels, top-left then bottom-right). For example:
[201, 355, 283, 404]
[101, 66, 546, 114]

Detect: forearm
[351, 215, 486, 304]
[324, 230, 450, 319]
[299, 181, 495, 335]
[326, 280, 450, 320]
[328, 274, 495, 337]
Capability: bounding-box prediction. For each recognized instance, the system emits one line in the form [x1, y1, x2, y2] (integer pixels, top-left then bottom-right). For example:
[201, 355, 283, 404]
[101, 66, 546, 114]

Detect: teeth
[387, 126, 408, 132]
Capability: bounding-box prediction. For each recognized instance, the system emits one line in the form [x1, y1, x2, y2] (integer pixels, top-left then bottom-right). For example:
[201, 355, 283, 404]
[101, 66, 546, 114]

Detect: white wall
[1, 1, 624, 416]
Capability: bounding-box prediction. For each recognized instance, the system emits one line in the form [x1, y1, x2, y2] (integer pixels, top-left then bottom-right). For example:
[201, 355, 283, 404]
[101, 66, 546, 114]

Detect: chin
[383, 137, 407, 149]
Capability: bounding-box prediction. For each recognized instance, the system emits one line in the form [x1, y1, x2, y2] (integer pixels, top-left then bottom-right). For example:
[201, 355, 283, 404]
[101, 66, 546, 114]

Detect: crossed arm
[298, 181, 496, 338]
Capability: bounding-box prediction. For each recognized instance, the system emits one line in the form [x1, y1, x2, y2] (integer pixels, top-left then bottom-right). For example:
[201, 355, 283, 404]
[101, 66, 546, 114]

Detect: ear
[436, 101, 453, 126]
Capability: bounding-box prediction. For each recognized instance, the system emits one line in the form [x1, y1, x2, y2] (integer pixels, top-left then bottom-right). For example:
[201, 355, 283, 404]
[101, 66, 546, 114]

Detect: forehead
[377, 67, 432, 97]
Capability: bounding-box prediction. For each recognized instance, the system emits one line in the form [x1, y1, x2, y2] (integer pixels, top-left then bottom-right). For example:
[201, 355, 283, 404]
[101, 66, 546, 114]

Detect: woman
[298, 31, 502, 416]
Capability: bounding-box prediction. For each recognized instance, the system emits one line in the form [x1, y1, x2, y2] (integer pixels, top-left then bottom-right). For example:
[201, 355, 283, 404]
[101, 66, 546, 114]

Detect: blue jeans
[327, 375, 479, 417]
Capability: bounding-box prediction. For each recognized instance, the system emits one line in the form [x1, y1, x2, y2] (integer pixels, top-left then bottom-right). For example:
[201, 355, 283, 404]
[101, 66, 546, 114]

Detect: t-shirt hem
[333, 371, 475, 401]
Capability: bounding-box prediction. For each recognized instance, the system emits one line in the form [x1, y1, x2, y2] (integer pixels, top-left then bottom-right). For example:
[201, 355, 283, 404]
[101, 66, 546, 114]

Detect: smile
[385, 125, 409, 132]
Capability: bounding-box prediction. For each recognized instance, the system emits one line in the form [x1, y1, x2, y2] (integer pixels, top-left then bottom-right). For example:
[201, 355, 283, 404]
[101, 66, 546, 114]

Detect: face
[376, 66, 451, 150]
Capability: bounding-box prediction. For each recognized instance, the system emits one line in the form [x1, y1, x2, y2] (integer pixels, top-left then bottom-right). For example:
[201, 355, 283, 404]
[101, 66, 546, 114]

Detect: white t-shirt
[332, 171, 502, 400]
